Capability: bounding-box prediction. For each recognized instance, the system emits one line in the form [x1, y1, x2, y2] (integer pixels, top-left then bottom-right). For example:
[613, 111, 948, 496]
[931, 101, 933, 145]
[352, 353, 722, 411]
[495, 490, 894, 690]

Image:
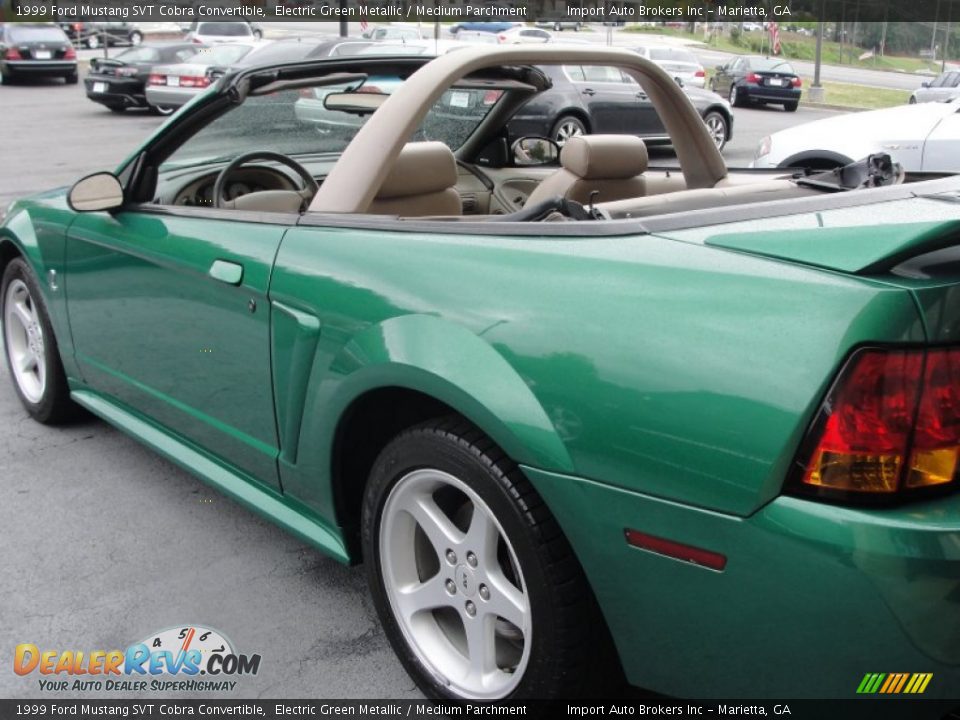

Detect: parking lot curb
[800, 102, 868, 112]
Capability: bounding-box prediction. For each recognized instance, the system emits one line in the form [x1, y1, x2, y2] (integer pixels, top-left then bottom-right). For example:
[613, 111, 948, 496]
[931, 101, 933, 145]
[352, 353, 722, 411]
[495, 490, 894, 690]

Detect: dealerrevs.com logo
[14, 625, 261, 693]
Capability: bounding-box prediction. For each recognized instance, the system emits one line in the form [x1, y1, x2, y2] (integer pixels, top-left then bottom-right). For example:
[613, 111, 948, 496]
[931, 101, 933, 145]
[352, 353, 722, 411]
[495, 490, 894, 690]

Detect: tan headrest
[376, 141, 458, 199]
[560, 135, 648, 180]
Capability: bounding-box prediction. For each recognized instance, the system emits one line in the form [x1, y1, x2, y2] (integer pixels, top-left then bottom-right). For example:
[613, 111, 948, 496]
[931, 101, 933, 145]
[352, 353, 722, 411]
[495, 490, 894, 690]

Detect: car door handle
[208, 259, 243, 286]
[581, 88, 596, 96]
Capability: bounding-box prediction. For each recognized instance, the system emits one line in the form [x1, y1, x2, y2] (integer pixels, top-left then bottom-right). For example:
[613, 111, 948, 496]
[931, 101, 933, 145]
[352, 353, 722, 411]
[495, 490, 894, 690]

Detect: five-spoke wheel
[363, 419, 612, 701]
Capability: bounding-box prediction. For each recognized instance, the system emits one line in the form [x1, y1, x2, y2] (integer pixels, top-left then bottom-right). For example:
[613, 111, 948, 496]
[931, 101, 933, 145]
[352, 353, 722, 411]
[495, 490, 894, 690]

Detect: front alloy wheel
[1, 258, 75, 423]
[363, 418, 612, 700]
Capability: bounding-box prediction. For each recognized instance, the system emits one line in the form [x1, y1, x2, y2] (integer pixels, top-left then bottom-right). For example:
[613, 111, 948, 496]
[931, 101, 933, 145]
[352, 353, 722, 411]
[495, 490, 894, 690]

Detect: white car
[752, 100, 960, 173]
[185, 21, 256, 45]
[361, 25, 422, 42]
[630, 45, 706, 88]
[497, 27, 552, 44]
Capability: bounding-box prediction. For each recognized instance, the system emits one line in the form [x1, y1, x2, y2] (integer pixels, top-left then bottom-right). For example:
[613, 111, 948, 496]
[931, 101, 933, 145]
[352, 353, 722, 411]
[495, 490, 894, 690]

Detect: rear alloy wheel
[729, 84, 742, 107]
[86, 35, 100, 49]
[363, 418, 608, 700]
[702, 111, 728, 151]
[551, 114, 586, 146]
[130, 31, 143, 45]
[1, 259, 76, 423]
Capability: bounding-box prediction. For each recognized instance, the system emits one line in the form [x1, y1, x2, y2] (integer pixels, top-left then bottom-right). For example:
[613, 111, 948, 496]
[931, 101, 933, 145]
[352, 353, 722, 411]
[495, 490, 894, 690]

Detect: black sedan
[508, 63, 734, 151]
[0, 23, 77, 85]
[84, 43, 205, 115]
[59, 22, 144, 49]
[709, 55, 802, 112]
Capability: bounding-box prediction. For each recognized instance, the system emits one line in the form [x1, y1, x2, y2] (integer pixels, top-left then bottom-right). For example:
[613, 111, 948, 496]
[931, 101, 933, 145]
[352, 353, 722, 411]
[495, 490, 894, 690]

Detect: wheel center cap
[455, 564, 477, 598]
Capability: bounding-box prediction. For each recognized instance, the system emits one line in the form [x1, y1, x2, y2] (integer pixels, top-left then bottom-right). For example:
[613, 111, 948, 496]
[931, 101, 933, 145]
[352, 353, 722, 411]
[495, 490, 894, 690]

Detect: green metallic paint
[64, 210, 286, 488]
[704, 220, 960, 273]
[0, 194, 81, 378]
[271, 299, 321, 467]
[268, 224, 924, 521]
[524, 465, 960, 699]
[71, 388, 350, 563]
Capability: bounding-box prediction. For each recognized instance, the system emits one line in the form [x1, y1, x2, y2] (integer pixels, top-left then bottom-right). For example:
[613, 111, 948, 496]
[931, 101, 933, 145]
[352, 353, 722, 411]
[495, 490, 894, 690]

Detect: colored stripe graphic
[857, 672, 932, 694]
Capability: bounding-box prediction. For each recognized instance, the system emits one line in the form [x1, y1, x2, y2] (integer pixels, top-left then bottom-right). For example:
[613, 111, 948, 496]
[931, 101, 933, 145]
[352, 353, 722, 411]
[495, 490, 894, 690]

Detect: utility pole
[810, 14, 825, 103]
[944, 0, 953, 72]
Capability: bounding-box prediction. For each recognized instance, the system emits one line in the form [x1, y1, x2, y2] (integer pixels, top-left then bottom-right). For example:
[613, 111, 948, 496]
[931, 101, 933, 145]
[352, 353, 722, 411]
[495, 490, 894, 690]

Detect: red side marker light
[624, 529, 727, 571]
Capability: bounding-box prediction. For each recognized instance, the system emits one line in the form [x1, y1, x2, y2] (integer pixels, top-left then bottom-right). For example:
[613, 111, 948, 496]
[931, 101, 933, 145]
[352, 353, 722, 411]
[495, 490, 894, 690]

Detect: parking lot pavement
[0, 63, 845, 700]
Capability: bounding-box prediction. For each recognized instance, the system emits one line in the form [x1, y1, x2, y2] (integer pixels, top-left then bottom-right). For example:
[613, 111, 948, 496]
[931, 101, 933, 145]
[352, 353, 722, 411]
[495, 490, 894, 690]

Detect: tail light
[498, 34, 507, 42]
[694, 69, 705, 78]
[791, 77, 802, 87]
[298, 87, 315, 98]
[116, 66, 138, 77]
[356, 85, 382, 94]
[73, 23, 83, 31]
[790, 347, 960, 502]
[745, 72, 761, 84]
[148, 74, 165, 86]
[5, 47, 22, 60]
[178, 75, 210, 88]
[482, 89, 503, 105]
[64, 46, 77, 60]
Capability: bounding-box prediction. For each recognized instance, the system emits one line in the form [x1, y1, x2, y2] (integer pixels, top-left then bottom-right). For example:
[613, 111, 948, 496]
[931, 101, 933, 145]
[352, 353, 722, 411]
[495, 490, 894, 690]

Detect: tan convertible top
[309, 45, 728, 214]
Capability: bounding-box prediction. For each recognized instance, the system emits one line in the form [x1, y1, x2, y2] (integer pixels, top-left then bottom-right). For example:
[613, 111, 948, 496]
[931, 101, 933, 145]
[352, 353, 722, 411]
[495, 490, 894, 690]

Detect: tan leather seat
[368, 141, 462, 216]
[524, 135, 649, 208]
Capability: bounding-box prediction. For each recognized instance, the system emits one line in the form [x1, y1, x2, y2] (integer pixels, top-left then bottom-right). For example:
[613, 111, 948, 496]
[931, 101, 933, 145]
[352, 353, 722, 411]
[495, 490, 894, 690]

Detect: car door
[572, 65, 640, 133]
[618, 69, 663, 137]
[65, 209, 288, 489]
[713, 60, 734, 93]
[920, 107, 960, 172]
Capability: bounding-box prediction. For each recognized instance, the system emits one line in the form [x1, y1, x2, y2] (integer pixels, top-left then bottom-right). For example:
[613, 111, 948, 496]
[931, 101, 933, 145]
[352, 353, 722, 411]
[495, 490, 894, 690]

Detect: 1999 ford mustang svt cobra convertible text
[2, 46, 959, 701]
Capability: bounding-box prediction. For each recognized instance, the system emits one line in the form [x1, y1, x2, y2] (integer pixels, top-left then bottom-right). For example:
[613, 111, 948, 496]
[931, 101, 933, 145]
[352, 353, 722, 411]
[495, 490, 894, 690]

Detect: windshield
[161, 76, 501, 170]
[10, 27, 67, 43]
[197, 22, 252, 37]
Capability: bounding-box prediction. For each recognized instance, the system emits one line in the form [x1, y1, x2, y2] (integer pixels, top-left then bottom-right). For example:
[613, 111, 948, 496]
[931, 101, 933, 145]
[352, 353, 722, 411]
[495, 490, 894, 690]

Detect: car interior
[140, 49, 912, 226]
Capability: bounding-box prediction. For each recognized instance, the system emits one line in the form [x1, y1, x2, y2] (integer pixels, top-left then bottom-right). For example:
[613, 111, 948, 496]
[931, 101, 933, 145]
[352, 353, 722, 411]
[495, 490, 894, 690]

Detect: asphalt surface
[0, 54, 838, 700]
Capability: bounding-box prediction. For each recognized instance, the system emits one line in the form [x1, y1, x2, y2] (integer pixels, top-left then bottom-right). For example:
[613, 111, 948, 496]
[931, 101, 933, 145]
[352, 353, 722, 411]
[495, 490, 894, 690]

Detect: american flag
[769, 21, 782, 55]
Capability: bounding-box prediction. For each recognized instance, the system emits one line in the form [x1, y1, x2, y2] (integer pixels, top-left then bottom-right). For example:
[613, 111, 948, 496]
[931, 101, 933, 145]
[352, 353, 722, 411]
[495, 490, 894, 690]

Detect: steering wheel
[213, 151, 319, 212]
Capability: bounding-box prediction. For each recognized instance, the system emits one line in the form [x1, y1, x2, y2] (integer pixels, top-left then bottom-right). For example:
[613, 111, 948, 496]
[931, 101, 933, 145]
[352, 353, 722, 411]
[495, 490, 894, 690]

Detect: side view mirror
[68, 172, 124, 212]
[922, 81, 931, 88]
[512, 137, 560, 166]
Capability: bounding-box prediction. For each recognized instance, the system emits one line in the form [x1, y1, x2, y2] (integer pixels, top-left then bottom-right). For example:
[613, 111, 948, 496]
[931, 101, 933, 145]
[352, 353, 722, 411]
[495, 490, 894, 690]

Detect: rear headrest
[376, 141, 458, 199]
[560, 135, 648, 180]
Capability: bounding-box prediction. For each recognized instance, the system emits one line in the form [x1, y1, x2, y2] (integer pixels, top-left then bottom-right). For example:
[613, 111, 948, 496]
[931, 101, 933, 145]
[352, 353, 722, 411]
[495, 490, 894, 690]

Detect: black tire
[709, 78, 717, 92]
[65, 72, 79, 85]
[784, 101, 799, 112]
[362, 417, 614, 700]
[909, 95, 917, 104]
[729, 83, 744, 107]
[550, 114, 587, 146]
[108, 105, 126, 113]
[1, 258, 77, 424]
[702, 110, 729, 151]
[253, 30, 263, 40]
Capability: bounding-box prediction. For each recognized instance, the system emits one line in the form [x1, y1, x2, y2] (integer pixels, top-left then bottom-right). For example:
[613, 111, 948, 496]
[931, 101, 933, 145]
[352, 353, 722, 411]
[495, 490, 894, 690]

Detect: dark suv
[0, 23, 77, 85]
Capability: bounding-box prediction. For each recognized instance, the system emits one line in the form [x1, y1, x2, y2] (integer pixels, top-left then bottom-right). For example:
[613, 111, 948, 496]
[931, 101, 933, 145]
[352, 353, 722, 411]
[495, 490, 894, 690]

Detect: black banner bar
[0, 699, 959, 720]
[3, 1, 960, 24]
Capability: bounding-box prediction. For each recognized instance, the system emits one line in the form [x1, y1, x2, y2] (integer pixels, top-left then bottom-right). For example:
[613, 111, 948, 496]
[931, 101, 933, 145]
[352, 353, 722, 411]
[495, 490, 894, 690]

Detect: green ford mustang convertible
[2, 46, 959, 700]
